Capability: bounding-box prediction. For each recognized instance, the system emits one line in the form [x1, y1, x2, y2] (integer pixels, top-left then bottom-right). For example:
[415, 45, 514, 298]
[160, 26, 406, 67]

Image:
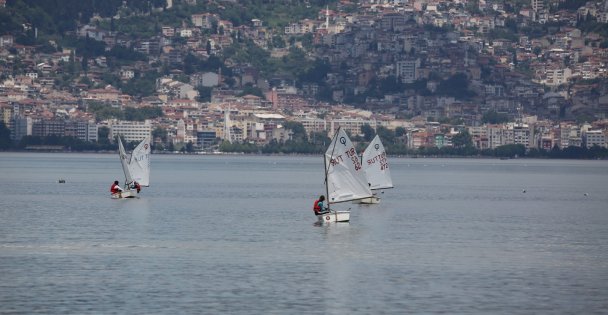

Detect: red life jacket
[110, 184, 120, 194]
[313, 199, 321, 214]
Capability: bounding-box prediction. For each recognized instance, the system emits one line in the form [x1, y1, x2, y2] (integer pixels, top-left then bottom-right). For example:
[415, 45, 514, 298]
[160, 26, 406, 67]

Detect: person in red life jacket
[129, 181, 141, 193]
[133, 181, 141, 193]
[110, 180, 123, 197]
[313, 195, 329, 216]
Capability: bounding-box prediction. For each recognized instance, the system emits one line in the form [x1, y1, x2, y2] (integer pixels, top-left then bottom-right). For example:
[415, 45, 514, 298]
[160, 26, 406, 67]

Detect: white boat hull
[355, 196, 381, 204]
[111, 189, 139, 199]
[318, 211, 350, 223]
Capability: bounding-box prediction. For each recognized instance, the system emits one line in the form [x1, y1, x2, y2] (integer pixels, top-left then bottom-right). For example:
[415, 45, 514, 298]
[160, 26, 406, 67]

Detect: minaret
[325, 6, 330, 30]
[224, 106, 232, 143]
[464, 43, 469, 67]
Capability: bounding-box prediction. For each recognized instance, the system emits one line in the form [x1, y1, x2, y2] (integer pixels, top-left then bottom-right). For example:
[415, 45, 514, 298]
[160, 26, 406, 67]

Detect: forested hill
[0, 0, 166, 35]
[0, 0, 333, 39]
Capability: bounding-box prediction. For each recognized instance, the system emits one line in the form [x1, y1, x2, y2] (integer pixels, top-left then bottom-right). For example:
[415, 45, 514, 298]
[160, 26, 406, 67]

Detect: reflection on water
[1, 153, 607, 314]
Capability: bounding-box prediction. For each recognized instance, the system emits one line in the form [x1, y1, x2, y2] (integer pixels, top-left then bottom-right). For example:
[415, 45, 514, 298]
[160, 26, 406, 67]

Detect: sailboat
[321, 127, 373, 223]
[357, 135, 393, 204]
[113, 135, 151, 199]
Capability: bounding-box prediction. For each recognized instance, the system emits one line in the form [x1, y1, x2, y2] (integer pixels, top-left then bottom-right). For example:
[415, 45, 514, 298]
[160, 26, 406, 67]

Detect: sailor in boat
[130, 181, 141, 193]
[110, 180, 124, 198]
[313, 195, 330, 217]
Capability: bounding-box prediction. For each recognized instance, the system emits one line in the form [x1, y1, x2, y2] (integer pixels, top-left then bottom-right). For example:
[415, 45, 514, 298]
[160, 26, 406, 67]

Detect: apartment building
[109, 120, 152, 142]
[583, 130, 606, 148]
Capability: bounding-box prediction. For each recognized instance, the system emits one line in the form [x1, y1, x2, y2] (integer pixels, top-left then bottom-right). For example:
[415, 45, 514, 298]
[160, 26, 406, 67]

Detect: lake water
[0, 153, 607, 314]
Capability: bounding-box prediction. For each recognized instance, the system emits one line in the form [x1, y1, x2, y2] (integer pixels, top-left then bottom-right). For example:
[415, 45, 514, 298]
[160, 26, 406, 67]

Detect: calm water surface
[1, 153, 607, 314]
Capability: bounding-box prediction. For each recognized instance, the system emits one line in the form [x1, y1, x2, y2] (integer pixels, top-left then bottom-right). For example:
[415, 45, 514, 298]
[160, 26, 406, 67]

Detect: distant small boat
[58, 179, 66, 183]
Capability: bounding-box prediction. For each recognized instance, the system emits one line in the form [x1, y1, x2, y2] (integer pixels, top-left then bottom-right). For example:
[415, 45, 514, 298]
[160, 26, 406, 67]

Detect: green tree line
[87, 102, 163, 122]
[2, 121, 607, 159]
[1, 0, 165, 36]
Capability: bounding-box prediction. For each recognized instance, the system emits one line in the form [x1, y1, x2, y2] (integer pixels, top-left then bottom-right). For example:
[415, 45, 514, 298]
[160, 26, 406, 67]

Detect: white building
[396, 58, 420, 84]
[161, 26, 175, 37]
[328, 117, 381, 138]
[0, 35, 13, 48]
[190, 72, 219, 87]
[511, 123, 533, 148]
[10, 116, 32, 141]
[583, 130, 606, 148]
[120, 69, 135, 80]
[296, 116, 328, 136]
[109, 120, 153, 142]
[66, 120, 98, 142]
[543, 67, 572, 86]
[487, 124, 506, 149]
[180, 29, 193, 38]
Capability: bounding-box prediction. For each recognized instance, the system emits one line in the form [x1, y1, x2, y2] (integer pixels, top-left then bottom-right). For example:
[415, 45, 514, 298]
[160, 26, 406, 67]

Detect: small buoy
[522, 189, 526, 193]
[584, 193, 588, 197]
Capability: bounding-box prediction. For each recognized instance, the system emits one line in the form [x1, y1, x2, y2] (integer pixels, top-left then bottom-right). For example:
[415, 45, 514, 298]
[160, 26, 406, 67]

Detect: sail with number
[127, 136, 151, 186]
[117, 136, 151, 187]
[325, 128, 372, 204]
[361, 135, 393, 190]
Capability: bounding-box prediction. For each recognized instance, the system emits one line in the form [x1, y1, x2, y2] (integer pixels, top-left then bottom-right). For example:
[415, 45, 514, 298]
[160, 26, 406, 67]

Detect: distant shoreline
[1, 150, 606, 160]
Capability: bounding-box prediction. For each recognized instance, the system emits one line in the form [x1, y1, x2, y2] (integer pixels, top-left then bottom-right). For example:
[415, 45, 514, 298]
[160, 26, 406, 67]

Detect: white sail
[118, 137, 133, 184]
[325, 128, 372, 204]
[127, 136, 151, 186]
[362, 135, 393, 190]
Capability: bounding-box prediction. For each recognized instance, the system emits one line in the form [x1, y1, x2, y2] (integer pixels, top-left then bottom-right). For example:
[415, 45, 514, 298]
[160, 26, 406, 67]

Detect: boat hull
[318, 211, 350, 223]
[111, 189, 138, 199]
[355, 196, 381, 204]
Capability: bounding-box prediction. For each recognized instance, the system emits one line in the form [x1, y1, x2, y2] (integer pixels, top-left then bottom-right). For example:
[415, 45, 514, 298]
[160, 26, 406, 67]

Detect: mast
[324, 145, 331, 212]
[325, 5, 329, 30]
[323, 127, 340, 210]
[324, 127, 342, 211]
[224, 106, 232, 143]
[117, 136, 133, 186]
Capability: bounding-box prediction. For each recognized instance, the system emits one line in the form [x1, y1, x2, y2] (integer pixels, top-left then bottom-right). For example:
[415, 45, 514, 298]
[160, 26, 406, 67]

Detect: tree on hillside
[482, 110, 510, 124]
[152, 127, 168, 143]
[378, 75, 405, 94]
[361, 124, 374, 142]
[437, 73, 475, 99]
[377, 126, 396, 145]
[238, 84, 265, 98]
[0, 122, 12, 150]
[395, 127, 406, 138]
[121, 71, 160, 97]
[283, 121, 307, 142]
[452, 130, 473, 148]
[299, 59, 331, 83]
[196, 86, 213, 103]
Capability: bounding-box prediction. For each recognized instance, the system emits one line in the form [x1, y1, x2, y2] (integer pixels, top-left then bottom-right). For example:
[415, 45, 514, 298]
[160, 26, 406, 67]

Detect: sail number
[367, 152, 389, 170]
[330, 155, 343, 166]
[134, 154, 149, 162]
[330, 147, 362, 171]
[345, 147, 362, 171]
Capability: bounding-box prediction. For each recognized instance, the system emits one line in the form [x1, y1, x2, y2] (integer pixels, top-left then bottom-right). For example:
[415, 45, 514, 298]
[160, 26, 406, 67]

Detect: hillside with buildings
[0, 0, 607, 156]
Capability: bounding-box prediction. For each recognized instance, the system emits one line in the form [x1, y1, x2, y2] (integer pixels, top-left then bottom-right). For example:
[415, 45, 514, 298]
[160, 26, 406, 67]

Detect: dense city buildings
[0, 0, 607, 153]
